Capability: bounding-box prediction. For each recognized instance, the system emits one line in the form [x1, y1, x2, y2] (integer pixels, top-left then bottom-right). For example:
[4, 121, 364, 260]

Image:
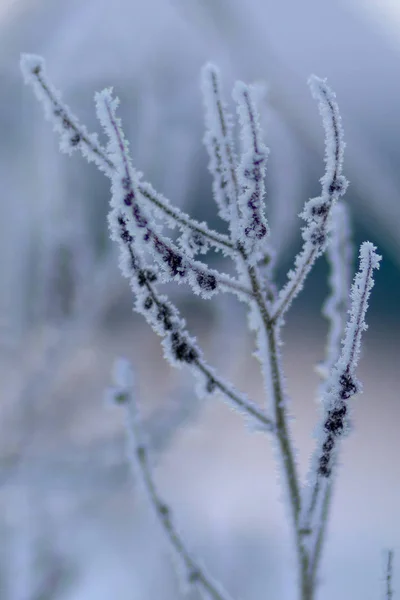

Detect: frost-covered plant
[21, 55, 387, 600]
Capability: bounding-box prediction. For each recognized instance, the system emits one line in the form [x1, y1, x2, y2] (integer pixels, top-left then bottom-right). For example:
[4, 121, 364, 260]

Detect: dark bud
[206, 378, 217, 394]
[145, 269, 157, 283]
[310, 226, 326, 247]
[120, 229, 133, 244]
[163, 319, 173, 332]
[158, 245, 185, 277]
[324, 404, 347, 436]
[322, 434, 335, 453]
[70, 133, 81, 146]
[318, 454, 331, 477]
[137, 270, 147, 287]
[329, 176, 347, 197]
[170, 332, 198, 363]
[157, 304, 174, 331]
[339, 372, 358, 400]
[196, 271, 217, 292]
[62, 117, 72, 130]
[311, 202, 329, 217]
[157, 503, 170, 517]
[124, 191, 134, 206]
[255, 222, 268, 240]
[143, 296, 153, 310]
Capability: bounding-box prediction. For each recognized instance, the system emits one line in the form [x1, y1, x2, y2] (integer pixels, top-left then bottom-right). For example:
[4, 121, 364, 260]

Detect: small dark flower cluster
[318, 370, 357, 476]
[170, 332, 199, 364]
[116, 216, 200, 367]
[318, 404, 346, 477]
[242, 151, 269, 241]
[309, 224, 327, 248]
[119, 175, 219, 294]
[328, 175, 347, 198]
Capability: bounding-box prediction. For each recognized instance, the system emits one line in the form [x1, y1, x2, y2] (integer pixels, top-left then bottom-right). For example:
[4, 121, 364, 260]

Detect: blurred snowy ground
[0, 0, 399, 598]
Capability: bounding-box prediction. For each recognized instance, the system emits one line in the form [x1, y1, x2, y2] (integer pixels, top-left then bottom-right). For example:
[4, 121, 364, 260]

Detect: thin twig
[272, 76, 348, 323]
[113, 213, 274, 432]
[385, 549, 394, 600]
[110, 361, 235, 600]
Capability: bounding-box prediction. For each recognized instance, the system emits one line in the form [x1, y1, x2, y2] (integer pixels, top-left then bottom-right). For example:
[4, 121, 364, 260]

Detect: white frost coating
[106, 195, 272, 431]
[300, 242, 381, 562]
[20, 53, 113, 176]
[317, 202, 353, 382]
[114, 366, 234, 600]
[95, 88, 250, 302]
[233, 81, 269, 262]
[24, 56, 384, 596]
[201, 63, 240, 232]
[273, 76, 348, 321]
[308, 75, 347, 199]
[138, 180, 235, 258]
[339, 241, 381, 373]
[20, 54, 234, 259]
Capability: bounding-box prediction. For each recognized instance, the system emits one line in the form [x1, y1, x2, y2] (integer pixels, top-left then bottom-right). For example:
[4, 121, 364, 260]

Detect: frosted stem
[96, 89, 252, 301]
[20, 54, 236, 258]
[111, 212, 274, 431]
[109, 359, 235, 600]
[272, 76, 348, 322]
[384, 549, 394, 600]
[301, 242, 381, 590]
[201, 63, 240, 232]
[233, 81, 269, 260]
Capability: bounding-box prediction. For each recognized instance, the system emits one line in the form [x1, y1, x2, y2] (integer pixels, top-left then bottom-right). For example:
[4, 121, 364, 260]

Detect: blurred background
[0, 0, 399, 598]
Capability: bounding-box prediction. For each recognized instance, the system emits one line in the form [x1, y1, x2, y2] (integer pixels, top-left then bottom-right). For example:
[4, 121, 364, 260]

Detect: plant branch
[109, 359, 235, 600]
[272, 76, 348, 323]
[20, 54, 236, 258]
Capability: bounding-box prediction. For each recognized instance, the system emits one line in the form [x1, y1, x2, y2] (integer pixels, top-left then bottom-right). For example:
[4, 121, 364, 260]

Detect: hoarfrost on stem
[300, 242, 381, 584]
[233, 80, 270, 262]
[21, 52, 388, 600]
[108, 357, 235, 600]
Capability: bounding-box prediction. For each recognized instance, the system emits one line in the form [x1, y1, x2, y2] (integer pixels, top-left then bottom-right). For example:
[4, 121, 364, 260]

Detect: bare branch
[384, 549, 395, 600]
[272, 76, 348, 322]
[96, 88, 253, 301]
[108, 359, 236, 600]
[20, 54, 236, 258]
[109, 211, 274, 431]
[300, 242, 381, 582]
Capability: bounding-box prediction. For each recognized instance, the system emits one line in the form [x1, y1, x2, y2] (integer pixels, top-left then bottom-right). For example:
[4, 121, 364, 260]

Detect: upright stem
[244, 255, 313, 599]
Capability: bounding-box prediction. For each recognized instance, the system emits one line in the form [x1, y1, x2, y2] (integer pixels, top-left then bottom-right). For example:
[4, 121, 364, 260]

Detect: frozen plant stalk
[21, 54, 387, 600]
